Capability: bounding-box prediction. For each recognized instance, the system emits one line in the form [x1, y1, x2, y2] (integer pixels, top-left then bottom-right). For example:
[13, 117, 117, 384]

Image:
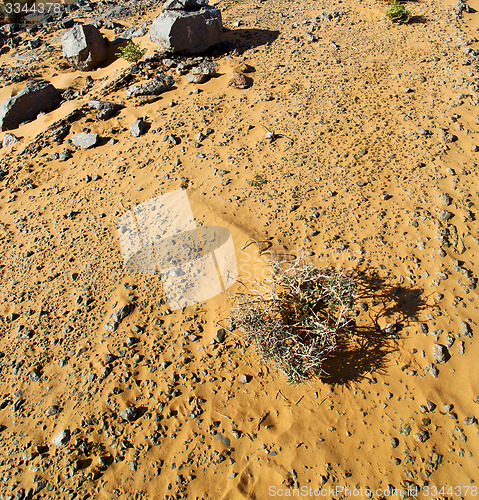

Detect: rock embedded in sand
[228, 72, 249, 89]
[52, 429, 70, 447]
[103, 321, 118, 332]
[440, 193, 453, 206]
[414, 430, 430, 443]
[126, 75, 174, 97]
[214, 328, 226, 343]
[111, 303, 135, 323]
[61, 24, 108, 71]
[440, 128, 456, 143]
[382, 323, 399, 335]
[438, 210, 453, 222]
[149, 0, 222, 55]
[45, 405, 61, 416]
[71, 133, 99, 149]
[432, 344, 449, 363]
[88, 99, 122, 120]
[233, 61, 254, 73]
[186, 73, 208, 84]
[187, 61, 218, 83]
[0, 80, 61, 131]
[424, 363, 439, 378]
[460, 321, 472, 337]
[59, 149, 73, 161]
[120, 406, 138, 422]
[2, 133, 18, 147]
[130, 118, 148, 137]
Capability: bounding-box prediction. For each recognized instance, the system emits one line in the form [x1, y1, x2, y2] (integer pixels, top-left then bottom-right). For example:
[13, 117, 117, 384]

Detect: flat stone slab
[72, 133, 99, 149]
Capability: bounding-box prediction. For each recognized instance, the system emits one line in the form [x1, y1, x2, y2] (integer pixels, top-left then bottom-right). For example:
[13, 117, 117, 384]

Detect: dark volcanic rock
[0, 80, 61, 131]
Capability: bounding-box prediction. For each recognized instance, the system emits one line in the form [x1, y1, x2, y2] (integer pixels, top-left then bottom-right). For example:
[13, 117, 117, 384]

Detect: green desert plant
[230, 256, 356, 384]
[247, 173, 268, 188]
[386, 0, 411, 24]
[116, 41, 147, 64]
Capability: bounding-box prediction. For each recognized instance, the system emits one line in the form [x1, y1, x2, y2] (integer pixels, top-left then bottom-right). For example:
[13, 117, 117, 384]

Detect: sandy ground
[0, 0, 478, 498]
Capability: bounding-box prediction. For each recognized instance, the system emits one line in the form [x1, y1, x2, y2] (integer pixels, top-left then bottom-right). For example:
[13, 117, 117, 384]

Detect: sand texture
[0, 0, 478, 498]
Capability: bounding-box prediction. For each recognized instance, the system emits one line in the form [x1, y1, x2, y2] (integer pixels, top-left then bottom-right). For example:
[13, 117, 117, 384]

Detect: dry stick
[241, 238, 270, 256]
[215, 410, 231, 420]
[318, 391, 332, 406]
[295, 396, 304, 406]
[259, 123, 295, 149]
[256, 411, 270, 431]
[276, 390, 289, 402]
[213, 321, 243, 341]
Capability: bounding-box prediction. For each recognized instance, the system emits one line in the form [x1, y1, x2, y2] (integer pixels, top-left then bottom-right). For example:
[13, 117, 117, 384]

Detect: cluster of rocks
[58, 0, 222, 73]
[186, 60, 218, 83]
[126, 74, 174, 97]
[0, 0, 248, 134]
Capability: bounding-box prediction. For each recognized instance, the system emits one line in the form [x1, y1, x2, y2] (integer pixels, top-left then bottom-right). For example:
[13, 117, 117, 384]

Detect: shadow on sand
[320, 268, 428, 386]
[208, 28, 281, 56]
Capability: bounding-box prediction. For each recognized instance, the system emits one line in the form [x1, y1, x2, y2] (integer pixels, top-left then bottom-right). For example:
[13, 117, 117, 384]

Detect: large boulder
[62, 24, 108, 71]
[149, 0, 222, 55]
[0, 80, 62, 131]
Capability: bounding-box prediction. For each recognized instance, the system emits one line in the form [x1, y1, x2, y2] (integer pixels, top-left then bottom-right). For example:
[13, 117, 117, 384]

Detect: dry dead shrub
[230, 256, 356, 384]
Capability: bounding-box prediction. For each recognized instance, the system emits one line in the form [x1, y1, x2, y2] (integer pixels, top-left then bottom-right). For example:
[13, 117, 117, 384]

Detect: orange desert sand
[0, 0, 478, 498]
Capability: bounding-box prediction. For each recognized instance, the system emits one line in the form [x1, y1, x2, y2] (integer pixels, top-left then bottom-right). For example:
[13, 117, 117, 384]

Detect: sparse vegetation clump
[230, 257, 356, 384]
[247, 173, 268, 188]
[116, 41, 147, 64]
[386, 0, 411, 23]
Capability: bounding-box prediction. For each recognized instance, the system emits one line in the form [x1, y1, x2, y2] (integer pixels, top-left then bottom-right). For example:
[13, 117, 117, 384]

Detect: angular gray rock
[120, 406, 138, 421]
[45, 405, 61, 416]
[52, 429, 70, 447]
[130, 118, 148, 137]
[0, 80, 61, 131]
[2, 133, 18, 147]
[111, 303, 135, 323]
[126, 75, 174, 97]
[192, 60, 218, 76]
[62, 24, 108, 71]
[72, 133, 99, 149]
[112, 25, 148, 44]
[88, 99, 120, 111]
[187, 60, 218, 83]
[432, 344, 449, 363]
[424, 363, 439, 378]
[149, 1, 222, 55]
[186, 73, 208, 84]
[88, 99, 122, 120]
